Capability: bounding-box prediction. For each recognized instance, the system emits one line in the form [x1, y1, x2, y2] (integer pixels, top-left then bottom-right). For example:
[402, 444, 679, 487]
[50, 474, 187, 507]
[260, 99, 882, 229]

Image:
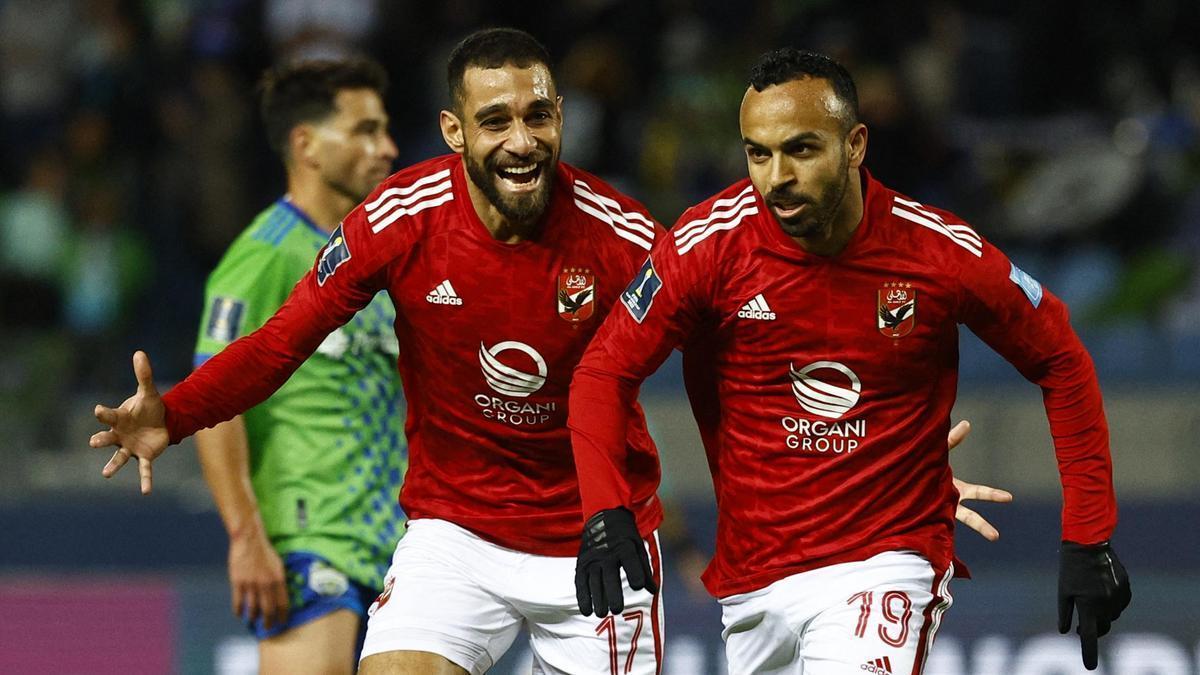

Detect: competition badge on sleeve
[205, 297, 245, 343]
[877, 282, 916, 338]
[1009, 262, 1043, 308]
[621, 256, 663, 324]
[317, 224, 351, 286]
[557, 267, 595, 323]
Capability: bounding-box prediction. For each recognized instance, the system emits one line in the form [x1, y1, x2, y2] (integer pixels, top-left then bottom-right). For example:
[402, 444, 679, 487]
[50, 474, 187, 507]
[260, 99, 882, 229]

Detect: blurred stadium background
[0, 1, 1197, 673]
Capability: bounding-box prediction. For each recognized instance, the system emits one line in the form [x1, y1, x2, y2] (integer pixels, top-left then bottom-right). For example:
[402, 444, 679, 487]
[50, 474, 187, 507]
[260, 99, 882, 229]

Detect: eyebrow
[742, 131, 822, 149]
[473, 97, 555, 122]
[782, 132, 822, 151]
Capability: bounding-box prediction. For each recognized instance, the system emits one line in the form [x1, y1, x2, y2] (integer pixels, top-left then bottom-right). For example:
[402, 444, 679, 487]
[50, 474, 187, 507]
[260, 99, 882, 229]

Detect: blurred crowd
[1, 0, 1198, 454]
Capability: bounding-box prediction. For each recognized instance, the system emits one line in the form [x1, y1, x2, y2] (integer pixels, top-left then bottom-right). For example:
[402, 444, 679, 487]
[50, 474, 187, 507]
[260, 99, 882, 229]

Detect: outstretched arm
[91, 204, 396, 492]
[90, 279, 336, 493]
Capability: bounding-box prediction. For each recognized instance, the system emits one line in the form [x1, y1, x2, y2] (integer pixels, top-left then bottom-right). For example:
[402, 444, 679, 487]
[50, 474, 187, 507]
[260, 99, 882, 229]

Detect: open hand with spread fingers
[947, 420, 1014, 541]
[89, 351, 170, 494]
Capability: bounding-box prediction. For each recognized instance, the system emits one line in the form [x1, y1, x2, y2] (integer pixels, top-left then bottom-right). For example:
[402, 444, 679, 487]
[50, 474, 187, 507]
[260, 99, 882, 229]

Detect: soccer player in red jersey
[570, 48, 1130, 673]
[90, 28, 665, 675]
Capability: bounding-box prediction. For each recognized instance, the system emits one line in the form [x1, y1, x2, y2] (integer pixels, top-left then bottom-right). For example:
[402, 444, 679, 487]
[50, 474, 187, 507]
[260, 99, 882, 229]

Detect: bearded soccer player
[570, 48, 1130, 673]
[192, 59, 405, 673]
[91, 29, 666, 675]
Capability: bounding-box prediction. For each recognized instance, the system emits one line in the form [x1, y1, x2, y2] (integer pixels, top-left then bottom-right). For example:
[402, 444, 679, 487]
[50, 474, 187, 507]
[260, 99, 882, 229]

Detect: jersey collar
[277, 196, 329, 238]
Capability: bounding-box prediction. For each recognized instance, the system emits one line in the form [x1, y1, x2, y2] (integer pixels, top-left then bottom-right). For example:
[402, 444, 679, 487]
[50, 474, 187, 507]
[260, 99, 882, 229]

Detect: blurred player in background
[92, 30, 1011, 675]
[570, 48, 1130, 673]
[193, 58, 404, 674]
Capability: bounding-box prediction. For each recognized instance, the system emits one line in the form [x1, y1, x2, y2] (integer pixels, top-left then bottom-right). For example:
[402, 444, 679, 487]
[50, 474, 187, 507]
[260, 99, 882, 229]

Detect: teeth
[501, 165, 537, 175]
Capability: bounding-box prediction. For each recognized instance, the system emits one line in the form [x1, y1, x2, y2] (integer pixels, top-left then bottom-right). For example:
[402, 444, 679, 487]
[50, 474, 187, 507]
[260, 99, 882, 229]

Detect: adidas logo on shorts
[738, 293, 775, 320]
[861, 656, 893, 674]
[426, 279, 463, 305]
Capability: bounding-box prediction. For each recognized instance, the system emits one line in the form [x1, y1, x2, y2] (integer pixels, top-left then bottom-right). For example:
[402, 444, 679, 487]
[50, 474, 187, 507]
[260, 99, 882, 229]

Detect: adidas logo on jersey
[738, 294, 775, 320]
[426, 280, 463, 305]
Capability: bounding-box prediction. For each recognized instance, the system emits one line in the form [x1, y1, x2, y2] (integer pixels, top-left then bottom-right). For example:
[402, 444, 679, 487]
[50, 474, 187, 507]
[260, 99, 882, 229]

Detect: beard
[766, 152, 850, 239]
[464, 145, 557, 224]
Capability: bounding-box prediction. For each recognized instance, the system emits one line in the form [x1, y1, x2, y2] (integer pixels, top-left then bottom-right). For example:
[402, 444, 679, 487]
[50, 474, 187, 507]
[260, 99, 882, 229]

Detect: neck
[790, 170, 865, 257]
[462, 159, 540, 243]
[285, 170, 357, 234]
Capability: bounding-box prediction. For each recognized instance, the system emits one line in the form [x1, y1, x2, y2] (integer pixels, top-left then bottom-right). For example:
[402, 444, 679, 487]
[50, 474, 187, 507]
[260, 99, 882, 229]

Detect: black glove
[1058, 540, 1132, 670]
[575, 507, 659, 617]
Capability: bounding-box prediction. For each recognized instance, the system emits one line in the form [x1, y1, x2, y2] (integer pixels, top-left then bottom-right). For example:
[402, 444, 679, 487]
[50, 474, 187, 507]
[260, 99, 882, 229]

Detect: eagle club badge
[878, 282, 916, 338]
[558, 268, 595, 323]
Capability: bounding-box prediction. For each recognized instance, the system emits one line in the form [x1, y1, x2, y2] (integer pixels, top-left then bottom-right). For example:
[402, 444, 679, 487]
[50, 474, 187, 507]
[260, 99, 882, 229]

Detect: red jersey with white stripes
[570, 169, 1117, 597]
[164, 154, 666, 556]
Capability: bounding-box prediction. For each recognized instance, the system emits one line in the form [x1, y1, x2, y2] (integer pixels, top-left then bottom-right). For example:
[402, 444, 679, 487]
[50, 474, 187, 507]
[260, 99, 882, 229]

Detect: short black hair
[446, 28, 553, 112]
[259, 57, 388, 159]
[748, 48, 859, 131]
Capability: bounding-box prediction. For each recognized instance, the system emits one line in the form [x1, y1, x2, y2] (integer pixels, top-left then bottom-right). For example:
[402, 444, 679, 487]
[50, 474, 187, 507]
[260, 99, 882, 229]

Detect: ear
[440, 109, 465, 154]
[289, 124, 319, 168]
[847, 122, 868, 169]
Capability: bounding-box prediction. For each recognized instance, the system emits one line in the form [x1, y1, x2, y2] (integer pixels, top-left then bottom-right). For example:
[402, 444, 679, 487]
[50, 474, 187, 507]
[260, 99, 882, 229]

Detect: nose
[504, 120, 537, 157]
[767, 155, 793, 191]
[379, 133, 399, 162]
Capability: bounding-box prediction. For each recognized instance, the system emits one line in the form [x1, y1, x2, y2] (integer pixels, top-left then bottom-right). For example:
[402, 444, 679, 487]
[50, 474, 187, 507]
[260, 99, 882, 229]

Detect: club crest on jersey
[878, 282, 916, 338]
[621, 256, 662, 324]
[558, 268, 595, 323]
[317, 224, 350, 286]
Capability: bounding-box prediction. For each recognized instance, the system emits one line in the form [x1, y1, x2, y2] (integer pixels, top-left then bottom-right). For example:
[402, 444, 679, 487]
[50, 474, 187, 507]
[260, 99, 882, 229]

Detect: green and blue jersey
[194, 198, 406, 590]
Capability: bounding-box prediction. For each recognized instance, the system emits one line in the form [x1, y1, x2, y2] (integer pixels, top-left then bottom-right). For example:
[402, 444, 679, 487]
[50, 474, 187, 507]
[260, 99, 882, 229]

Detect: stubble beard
[773, 153, 850, 240]
[323, 167, 375, 206]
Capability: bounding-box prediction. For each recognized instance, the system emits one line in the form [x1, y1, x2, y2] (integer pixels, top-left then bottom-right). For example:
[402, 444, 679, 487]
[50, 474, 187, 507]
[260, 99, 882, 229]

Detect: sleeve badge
[205, 296, 246, 343]
[316, 224, 351, 286]
[1008, 262, 1043, 308]
[620, 257, 663, 324]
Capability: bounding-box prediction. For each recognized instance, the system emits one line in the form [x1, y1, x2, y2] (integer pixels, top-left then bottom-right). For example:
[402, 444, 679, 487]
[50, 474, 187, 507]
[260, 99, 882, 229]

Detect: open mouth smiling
[496, 163, 543, 190]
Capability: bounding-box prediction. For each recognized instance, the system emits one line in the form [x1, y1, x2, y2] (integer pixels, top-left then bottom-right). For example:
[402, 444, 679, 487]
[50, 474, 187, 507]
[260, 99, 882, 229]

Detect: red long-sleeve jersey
[163, 155, 665, 556]
[569, 169, 1117, 598]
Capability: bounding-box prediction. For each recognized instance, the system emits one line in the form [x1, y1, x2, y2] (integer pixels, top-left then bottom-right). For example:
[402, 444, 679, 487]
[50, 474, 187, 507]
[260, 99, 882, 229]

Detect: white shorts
[361, 518, 664, 675]
[719, 551, 953, 675]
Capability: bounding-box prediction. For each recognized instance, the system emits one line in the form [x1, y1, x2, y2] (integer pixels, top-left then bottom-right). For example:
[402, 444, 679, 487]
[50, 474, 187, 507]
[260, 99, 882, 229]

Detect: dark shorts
[246, 551, 378, 643]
